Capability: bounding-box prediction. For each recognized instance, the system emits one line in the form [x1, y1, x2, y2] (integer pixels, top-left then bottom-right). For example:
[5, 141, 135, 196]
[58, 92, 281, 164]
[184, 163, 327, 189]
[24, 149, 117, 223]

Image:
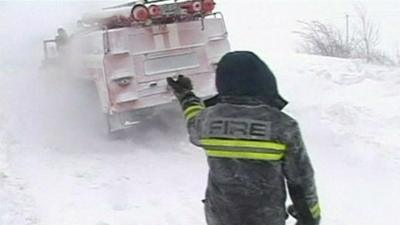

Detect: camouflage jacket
[180, 93, 320, 225]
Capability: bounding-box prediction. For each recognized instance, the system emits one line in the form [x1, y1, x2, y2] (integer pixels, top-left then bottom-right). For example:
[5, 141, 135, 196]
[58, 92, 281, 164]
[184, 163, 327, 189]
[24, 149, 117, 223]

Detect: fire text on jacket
[206, 119, 271, 139]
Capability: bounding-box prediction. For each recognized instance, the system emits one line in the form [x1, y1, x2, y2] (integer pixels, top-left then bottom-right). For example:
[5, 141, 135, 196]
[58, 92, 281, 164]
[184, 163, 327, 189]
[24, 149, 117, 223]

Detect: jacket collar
[204, 95, 288, 110]
[219, 96, 265, 106]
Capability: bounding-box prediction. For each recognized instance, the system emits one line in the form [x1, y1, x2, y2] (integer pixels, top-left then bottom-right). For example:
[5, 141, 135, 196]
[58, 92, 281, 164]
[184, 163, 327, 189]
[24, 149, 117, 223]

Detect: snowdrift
[1, 53, 399, 225]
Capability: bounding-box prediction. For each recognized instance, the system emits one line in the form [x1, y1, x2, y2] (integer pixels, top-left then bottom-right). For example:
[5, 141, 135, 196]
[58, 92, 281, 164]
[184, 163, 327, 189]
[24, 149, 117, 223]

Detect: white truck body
[44, 1, 230, 132]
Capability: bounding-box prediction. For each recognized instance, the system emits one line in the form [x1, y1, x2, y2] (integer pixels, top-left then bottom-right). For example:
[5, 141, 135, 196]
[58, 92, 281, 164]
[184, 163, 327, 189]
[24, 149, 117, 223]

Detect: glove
[287, 205, 319, 225]
[166, 75, 193, 100]
[288, 205, 303, 225]
[287, 205, 299, 219]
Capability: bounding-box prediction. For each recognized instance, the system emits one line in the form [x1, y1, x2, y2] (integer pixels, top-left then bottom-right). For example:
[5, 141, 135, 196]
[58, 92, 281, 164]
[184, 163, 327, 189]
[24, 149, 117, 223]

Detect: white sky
[0, 0, 399, 65]
[217, 0, 400, 53]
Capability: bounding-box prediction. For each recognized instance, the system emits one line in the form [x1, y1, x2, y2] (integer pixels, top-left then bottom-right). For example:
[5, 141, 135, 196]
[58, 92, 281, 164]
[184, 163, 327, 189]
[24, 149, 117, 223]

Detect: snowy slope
[1, 1, 400, 225]
[1, 53, 399, 225]
[275, 55, 400, 225]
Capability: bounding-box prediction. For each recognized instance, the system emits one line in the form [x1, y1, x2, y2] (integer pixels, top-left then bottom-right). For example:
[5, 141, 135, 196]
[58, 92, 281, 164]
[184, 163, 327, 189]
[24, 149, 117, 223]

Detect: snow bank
[278, 55, 400, 225]
[2, 52, 399, 225]
[1, 1, 400, 225]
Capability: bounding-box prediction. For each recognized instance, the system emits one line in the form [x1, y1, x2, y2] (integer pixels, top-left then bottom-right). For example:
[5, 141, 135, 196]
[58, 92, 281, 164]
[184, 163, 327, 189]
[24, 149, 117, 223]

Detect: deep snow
[1, 1, 400, 225]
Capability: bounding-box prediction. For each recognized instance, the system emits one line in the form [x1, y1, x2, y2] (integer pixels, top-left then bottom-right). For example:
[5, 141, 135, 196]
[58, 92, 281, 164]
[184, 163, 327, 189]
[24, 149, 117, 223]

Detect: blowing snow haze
[0, 0, 399, 64]
[1, 1, 400, 225]
[0, 1, 118, 66]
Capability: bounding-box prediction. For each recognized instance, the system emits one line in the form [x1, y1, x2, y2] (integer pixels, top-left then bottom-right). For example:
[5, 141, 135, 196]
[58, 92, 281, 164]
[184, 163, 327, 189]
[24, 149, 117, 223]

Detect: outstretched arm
[167, 76, 205, 146]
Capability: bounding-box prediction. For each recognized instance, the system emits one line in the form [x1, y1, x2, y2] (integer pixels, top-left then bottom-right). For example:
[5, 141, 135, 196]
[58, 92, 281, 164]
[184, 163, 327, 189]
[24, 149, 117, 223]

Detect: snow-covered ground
[1, 53, 399, 225]
[275, 55, 400, 225]
[1, 1, 400, 225]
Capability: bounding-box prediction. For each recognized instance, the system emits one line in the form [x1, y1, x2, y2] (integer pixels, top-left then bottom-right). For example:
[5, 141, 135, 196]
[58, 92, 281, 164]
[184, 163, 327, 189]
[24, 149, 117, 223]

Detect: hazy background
[1, 0, 399, 67]
[0, 1, 399, 225]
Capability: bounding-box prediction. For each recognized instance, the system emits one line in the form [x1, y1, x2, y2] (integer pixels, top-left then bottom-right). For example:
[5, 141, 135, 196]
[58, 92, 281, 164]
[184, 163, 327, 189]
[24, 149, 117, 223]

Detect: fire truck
[43, 0, 230, 132]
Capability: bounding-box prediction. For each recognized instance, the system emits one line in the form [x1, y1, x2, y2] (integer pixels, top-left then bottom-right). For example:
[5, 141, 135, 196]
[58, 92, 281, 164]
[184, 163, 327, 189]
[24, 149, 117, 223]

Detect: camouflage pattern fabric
[180, 94, 320, 225]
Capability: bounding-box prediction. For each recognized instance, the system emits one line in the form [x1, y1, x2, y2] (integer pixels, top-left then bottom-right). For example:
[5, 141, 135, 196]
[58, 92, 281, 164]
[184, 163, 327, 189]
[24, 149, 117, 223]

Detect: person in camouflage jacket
[167, 51, 320, 225]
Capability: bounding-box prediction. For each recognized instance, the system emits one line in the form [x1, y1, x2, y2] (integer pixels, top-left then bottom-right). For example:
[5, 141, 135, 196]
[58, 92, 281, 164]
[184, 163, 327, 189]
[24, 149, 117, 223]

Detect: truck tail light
[115, 77, 132, 86]
[148, 5, 161, 17]
[131, 5, 149, 21]
[202, 0, 215, 13]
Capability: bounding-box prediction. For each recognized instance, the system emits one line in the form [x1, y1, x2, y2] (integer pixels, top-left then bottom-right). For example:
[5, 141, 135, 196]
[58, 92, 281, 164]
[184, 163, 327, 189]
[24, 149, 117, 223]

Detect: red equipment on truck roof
[43, 0, 230, 132]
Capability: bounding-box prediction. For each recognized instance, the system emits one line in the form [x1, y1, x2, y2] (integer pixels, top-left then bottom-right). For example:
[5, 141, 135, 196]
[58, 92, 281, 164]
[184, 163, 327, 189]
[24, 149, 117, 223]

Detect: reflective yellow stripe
[184, 105, 204, 120]
[206, 149, 284, 161]
[201, 139, 287, 151]
[186, 110, 201, 120]
[184, 105, 204, 116]
[310, 203, 321, 218]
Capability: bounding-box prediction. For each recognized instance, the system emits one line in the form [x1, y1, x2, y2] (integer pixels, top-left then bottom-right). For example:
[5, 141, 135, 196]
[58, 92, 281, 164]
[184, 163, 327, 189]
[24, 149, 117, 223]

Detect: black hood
[213, 51, 288, 109]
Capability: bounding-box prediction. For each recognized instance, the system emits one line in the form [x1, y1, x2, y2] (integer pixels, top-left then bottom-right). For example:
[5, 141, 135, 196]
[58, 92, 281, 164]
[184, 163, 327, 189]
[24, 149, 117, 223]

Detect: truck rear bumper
[106, 101, 177, 132]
